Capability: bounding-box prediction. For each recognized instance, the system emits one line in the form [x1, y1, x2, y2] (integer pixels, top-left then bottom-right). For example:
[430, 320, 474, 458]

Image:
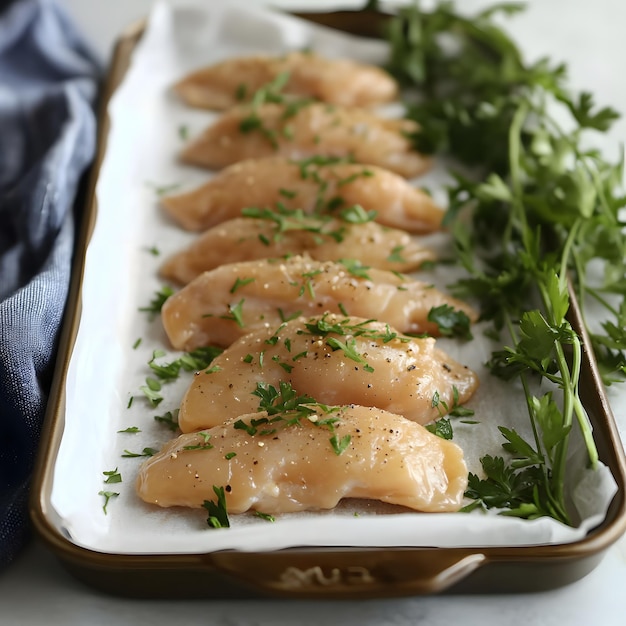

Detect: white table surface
[2, 0, 626, 624]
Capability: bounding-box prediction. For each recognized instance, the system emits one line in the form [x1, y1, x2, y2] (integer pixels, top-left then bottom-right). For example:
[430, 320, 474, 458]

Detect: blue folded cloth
[0, 0, 100, 569]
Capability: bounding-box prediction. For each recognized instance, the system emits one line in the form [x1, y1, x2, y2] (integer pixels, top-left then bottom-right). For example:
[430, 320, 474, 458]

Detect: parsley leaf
[98, 491, 119, 515]
[139, 286, 174, 318]
[427, 304, 473, 340]
[203, 486, 230, 529]
[102, 468, 122, 484]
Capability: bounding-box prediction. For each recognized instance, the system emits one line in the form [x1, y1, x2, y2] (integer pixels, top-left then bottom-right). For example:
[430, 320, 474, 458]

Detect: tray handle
[211, 549, 486, 598]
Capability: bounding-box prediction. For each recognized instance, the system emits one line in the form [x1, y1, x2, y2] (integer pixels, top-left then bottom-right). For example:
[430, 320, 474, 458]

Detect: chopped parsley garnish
[253, 511, 276, 522]
[183, 432, 213, 451]
[237, 72, 314, 148]
[253, 380, 316, 416]
[238, 382, 349, 455]
[299, 269, 322, 299]
[230, 277, 255, 294]
[140, 377, 163, 406]
[102, 468, 122, 484]
[294, 155, 350, 179]
[426, 387, 476, 440]
[235, 83, 247, 101]
[330, 433, 352, 455]
[145, 181, 181, 196]
[386, 245, 406, 264]
[154, 410, 179, 432]
[140, 346, 222, 405]
[338, 204, 377, 224]
[233, 418, 265, 436]
[427, 304, 473, 340]
[138, 286, 174, 318]
[117, 426, 140, 433]
[425, 418, 453, 440]
[203, 486, 230, 529]
[338, 258, 372, 280]
[336, 169, 374, 187]
[432, 386, 475, 419]
[241, 205, 345, 243]
[278, 308, 303, 323]
[146, 349, 179, 380]
[98, 491, 119, 515]
[121, 447, 158, 458]
[326, 336, 369, 368]
[302, 313, 408, 348]
[221, 299, 246, 327]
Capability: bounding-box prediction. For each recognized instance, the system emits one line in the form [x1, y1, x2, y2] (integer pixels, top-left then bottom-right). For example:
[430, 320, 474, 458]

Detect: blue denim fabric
[0, 0, 100, 569]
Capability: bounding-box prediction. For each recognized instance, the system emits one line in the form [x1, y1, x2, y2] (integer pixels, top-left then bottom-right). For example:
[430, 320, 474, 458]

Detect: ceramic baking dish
[29, 6, 626, 598]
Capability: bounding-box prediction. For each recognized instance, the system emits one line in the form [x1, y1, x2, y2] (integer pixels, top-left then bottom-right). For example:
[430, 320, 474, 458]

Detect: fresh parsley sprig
[384, 1, 623, 524]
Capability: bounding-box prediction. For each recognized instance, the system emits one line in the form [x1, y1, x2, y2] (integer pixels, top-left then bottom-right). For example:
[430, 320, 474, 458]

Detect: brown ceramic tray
[29, 8, 626, 598]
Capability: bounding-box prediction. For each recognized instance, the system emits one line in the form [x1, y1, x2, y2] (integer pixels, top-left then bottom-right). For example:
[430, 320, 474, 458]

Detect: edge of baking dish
[29, 10, 626, 599]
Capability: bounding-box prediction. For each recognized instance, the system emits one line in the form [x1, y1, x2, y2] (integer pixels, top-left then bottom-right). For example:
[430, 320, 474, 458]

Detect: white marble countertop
[2, 1, 626, 624]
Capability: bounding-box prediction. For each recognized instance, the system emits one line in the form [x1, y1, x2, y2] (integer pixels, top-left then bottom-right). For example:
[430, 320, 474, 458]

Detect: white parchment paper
[51, 0, 617, 554]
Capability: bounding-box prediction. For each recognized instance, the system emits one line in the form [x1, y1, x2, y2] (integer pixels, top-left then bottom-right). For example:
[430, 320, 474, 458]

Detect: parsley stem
[505, 101, 530, 249]
[558, 221, 581, 295]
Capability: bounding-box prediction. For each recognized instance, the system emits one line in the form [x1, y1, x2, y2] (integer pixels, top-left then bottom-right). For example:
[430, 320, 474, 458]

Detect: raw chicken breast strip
[161, 157, 442, 233]
[136, 404, 468, 514]
[160, 215, 436, 284]
[180, 103, 430, 178]
[173, 52, 398, 110]
[177, 313, 479, 433]
[161, 256, 477, 350]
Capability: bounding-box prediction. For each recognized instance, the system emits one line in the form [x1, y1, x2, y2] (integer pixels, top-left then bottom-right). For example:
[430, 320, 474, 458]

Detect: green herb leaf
[139, 286, 174, 318]
[383, 0, 618, 524]
[221, 299, 246, 327]
[329, 433, 351, 455]
[203, 486, 230, 529]
[117, 426, 141, 433]
[425, 418, 453, 440]
[253, 511, 276, 522]
[154, 410, 179, 432]
[121, 447, 158, 458]
[102, 468, 122, 484]
[427, 305, 473, 340]
[99, 490, 119, 514]
[230, 277, 255, 294]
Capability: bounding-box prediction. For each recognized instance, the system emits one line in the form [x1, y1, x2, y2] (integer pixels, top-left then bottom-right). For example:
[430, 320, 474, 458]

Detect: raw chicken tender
[177, 313, 479, 432]
[162, 256, 477, 350]
[180, 103, 430, 178]
[161, 157, 443, 233]
[160, 215, 435, 284]
[136, 404, 468, 514]
[173, 52, 398, 110]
